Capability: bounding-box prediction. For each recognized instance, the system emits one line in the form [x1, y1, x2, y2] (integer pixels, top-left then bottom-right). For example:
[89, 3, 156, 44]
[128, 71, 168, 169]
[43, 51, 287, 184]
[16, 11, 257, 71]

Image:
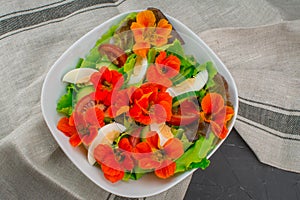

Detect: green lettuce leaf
[56, 85, 74, 116]
[85, 47, 100, 63]
[124, 54, 137, 73]
[154, 39, 184, 57]
[205, 61, 217, 88]
[189, 158, 210, 170]
[172, 127, 193, 151]
[147, 48, 157, 64]
[166, 39, 185, 57]
[122, 166, 146, 181]
[80, 60, 96, 69]
[75, 58, 84, 68]
[175, 133, 215, 173]
[95, 12, 137, 47]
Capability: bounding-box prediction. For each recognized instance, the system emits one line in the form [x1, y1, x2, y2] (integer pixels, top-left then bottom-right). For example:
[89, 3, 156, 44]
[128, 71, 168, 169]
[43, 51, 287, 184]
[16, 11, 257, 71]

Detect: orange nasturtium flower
[200, 93, 234, 139]
[93, 144, 135, 183]
[120, 131, 184, 179]
[129, 83, 173, 125]
[146, 51, 181, 87]
[130, 10, 172, 57]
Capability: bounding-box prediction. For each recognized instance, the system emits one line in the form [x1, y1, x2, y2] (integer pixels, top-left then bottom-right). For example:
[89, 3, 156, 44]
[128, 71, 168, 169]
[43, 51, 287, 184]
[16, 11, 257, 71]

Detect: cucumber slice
[75, 86, 95, 102]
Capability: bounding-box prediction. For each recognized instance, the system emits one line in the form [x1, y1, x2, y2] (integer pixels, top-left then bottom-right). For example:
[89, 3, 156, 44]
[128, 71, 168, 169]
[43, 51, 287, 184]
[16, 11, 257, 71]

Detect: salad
[56, 8, 234, 183]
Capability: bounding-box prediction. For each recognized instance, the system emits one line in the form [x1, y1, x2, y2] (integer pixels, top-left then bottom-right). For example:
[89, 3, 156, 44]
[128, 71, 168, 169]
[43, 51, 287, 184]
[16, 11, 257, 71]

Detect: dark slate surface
[184, 129, 300, 200]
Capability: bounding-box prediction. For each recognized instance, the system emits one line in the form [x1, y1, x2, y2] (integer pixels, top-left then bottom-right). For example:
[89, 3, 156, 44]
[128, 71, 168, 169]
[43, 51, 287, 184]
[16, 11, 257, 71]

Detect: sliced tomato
[75, 94, 95, 114]
[75, 93, 111, 118]
[168, 99, 200, 126]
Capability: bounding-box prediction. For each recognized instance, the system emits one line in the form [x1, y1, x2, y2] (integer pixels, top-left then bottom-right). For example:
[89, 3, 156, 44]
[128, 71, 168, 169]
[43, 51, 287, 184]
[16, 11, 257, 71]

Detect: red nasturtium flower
[109, 86, 136, 117]
[93, 144, 135, 183]
[122, 131, 184, 179]
[130, 10, 172, 57]
[57, 117, 81, 146]
[129, 83, 172, 125]
[90, 67, 124, 106]
[200, 93, 234, 139]
[168, 98, 200, 126]
[57, 92, 109, 147]
[147, 51, 181, 87]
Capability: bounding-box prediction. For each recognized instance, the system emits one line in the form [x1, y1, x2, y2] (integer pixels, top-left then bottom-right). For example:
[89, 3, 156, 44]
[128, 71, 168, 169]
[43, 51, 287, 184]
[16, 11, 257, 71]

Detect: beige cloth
[200, 20, 300, 173]
[0, 0, 299, 199]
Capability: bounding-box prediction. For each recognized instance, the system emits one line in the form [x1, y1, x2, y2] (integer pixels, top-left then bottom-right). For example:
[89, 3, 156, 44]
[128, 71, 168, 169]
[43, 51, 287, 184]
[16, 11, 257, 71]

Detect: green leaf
[198, 88, 207, 101]
[172, 127, 184, 138]
[166, 39, 185, 57]
[180, 55, 196, 71]
[122, 172, 132, 181]
[56, 86, 73, 116]
[198, 133, 215, 158]
[189, 158, 210, 170]
[155, 39, 184, 58]
[95, 12, 137, 47]
[80, 60, 96, 69]
[171, 67, 194, 85]
[123, 166, 146, 181]
[171, 127, 192, 150]
[175, 133, 215, 173]
[193, 62, 207, 76]
[133, 171, 145, 180]
[181, 133, 194, 151]
[85, 47, 100, 63]
[122, 54, 137, 85]
[147, 48, 157, 64]
[75, 58, 84, 68]
[205, 61, 217, 88]
[96, 61, 118, 71]
[114, 132, 128, 145]
[124, 54, 137, 73]
[133, 166, 147, 180]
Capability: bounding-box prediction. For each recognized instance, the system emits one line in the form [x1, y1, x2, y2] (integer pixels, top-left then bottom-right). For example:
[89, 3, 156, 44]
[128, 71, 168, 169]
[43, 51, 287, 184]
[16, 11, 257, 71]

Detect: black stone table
[184, 129, 300, 200]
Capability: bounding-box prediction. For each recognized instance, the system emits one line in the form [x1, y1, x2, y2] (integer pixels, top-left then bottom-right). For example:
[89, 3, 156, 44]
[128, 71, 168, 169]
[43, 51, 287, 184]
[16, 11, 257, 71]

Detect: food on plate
[56, 8, 234, 183]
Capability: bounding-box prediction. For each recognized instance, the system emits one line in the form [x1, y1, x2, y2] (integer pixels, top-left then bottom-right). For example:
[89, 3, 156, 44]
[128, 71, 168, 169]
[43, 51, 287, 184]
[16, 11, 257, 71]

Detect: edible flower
[146, 51, 181, 87]
[109, 86, 136, 117]
[90, 67, 124, 106]
[132, 131, 184, 179]
[72, 107, 105, 146]
[57, 93, 107, 147]
[129, 83, 172, 125]
[200, 93, 234, 139]
[93, 144, 135, 183]
[130, 10, 172, 57]
[57, 117, 82, 146]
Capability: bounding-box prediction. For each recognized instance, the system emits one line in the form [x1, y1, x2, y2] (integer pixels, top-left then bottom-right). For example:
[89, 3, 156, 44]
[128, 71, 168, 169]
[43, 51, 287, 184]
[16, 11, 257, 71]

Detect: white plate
[41, 10, 238, 198]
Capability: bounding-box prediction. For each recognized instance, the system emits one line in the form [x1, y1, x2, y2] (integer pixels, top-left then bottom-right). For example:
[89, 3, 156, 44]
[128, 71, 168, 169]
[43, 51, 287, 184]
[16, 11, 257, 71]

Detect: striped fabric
[0, 0, 299, 199]
[199, 21, 300, 173]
